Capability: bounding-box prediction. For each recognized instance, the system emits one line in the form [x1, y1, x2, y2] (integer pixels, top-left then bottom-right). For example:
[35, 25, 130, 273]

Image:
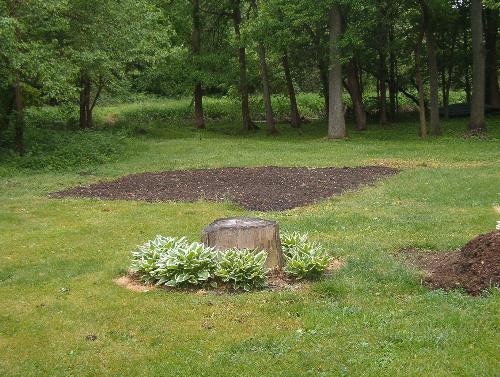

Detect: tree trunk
[485, 8, 499, 108]
[318, 57, 329, 119]
[443, 28, 457, 120]
[257, 42, 277, 134]
[14, 81, 24, 155]
[441, 68, 449, 120]
[192, 0, 205, 129]
[388, 27, 398, 120]
[327, 6, 346, 139]
[469, 0, 486, 131]
[202, 217, 284, 269]
[378, 51, 388, 125]
[282, 51, 301, 128]
[420, 0, 441, 135]
[346, 58, 367, 131]
[415, 31, 428, 138]
[232, 0, 254, 131]
[79, 72, 92, 129]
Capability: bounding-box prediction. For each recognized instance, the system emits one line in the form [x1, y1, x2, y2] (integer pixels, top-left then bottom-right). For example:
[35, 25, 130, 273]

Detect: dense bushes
[0, 127, 123, 172]
[130, 232, 331, 291]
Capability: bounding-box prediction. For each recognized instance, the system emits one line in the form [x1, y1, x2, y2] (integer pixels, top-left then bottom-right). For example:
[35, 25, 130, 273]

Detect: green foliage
[216, 249, 268, 291]
[281, 232, 330, 280]
[130, 235, 270, 290]
[130, 235, 187, 284]
[0, 128, 123, 172]
[154, 241, 217, 287]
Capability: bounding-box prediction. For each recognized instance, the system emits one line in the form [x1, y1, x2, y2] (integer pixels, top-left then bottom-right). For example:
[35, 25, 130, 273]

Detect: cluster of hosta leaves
[154, 242, 217, 287]
[215, 249, 268, 291]
[281, 232, 330, 280]
[130, 235, 187, 284]
[130, 236, 268, 290]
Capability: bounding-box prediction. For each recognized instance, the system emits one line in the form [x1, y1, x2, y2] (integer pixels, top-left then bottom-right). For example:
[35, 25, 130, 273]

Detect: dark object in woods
[439, 103, 500, 118]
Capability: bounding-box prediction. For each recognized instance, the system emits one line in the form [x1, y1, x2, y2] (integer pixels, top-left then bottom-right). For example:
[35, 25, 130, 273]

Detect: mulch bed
[402, 230, 500, 296]
[51, 166, 398, 211]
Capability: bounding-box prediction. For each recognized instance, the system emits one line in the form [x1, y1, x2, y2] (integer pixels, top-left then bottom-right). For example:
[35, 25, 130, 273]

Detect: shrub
[281, 232, 330, 280]
[130, 235, 188, 284]
[154, 242, 217, 287]
[215, 248, 268, 291]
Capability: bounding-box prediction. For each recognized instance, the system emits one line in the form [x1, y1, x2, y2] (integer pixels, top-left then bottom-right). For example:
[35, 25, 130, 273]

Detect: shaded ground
[403, 230, 500, 295]
[51, 166, 397, 211]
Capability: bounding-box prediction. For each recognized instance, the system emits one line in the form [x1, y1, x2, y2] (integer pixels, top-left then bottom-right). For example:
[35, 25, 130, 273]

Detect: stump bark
[202, 217, 284, 269]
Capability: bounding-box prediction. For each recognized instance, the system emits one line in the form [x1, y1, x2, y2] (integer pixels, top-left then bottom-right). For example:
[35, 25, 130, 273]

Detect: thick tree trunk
[282, 51, 301, 128]
[415, 32, 428, 138]
[202, 217, 284, 269]
[378, 51, 388, 125]
[257, 42, 277, 134]
[420, 0, 441, 135]
[327, 6, 346, 139]
[346, 58, 367, 131]
[469, 0, 486, 131]
[192, 0, 205, 129]
[485, 8, 499, 108]
[14, 81, 24, 155]
[232, 0, 254, 131]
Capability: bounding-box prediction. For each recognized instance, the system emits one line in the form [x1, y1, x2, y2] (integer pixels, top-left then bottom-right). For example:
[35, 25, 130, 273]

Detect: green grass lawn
[1, 115, 499, 376]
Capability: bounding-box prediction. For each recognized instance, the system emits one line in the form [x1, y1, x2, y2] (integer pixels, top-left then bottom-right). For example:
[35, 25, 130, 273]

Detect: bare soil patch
[51, 166, 397, 211]
[403, 230, 500, 295]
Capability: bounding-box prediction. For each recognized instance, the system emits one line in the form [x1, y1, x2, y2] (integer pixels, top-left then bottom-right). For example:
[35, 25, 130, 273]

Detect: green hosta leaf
[215, 248, 268, 290]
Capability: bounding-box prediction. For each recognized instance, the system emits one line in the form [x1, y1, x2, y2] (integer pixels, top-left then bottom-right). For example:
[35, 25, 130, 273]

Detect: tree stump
[202, 217, 284, 269]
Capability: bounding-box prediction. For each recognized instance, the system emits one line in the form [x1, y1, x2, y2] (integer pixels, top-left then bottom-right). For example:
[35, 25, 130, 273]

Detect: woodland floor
[51, 166, 398, 211]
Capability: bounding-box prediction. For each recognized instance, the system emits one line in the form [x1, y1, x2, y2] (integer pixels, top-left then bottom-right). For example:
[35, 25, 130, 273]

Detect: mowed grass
[0, 114, 499, 376]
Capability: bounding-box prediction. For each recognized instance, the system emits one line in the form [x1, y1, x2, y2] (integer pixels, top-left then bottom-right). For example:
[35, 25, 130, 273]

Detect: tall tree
[282, 51, 301, 128]
[469, 0, 486, 131]
[345, 58, 367, 131]
[192, 0, 205, 128]
[250, 0, 277, 134]
[415, 29, 428, 137]
[419, 0, 441, 135]
[231, 0, 255, 131]
[484, 7, 499, 108]
[328, 5, 346, 139]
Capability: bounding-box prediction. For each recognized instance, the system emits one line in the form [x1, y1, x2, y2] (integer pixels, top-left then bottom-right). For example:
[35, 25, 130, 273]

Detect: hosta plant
[216, 248, 268, 291]
[281, 232, 330, 280]
[130, 235, 187, 284]
[154, 242, 217, 287]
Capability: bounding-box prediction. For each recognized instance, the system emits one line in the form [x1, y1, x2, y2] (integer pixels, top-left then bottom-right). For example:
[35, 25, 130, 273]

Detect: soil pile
[51, 166, 397, 211]
[406, 230, 499, 295]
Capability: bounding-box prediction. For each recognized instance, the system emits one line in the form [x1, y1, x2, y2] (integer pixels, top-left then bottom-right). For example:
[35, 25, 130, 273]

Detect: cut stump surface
[202, 217, 284, 268]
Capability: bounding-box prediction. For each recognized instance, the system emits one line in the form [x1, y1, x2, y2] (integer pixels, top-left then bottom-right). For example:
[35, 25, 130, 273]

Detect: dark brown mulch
[403, 230, 500, 296]
[51, 166, 398, 211]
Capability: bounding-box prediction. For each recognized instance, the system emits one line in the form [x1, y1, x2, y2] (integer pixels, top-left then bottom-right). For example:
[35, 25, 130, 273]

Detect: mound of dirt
[404, 230, 500, 295]
[51, 166, 397, 211]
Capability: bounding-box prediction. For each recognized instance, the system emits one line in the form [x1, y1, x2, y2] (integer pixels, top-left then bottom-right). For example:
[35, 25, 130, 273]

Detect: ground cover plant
[1, 114, 499, 376]
[129, 232, 331, 291]
[281, 232, 330, 280]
